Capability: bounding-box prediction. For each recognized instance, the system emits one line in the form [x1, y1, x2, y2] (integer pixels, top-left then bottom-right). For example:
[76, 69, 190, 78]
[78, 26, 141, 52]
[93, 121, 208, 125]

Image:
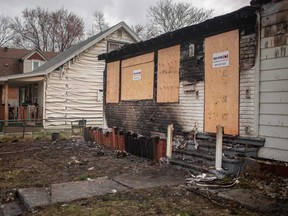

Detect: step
[170, 158, 211, 175]
[185, 140, 258, 158]
[172, 148, 242, 175]
[0, 201, 25, 216]
[196, 132, 265, 147]
[173, 148, 242, 165]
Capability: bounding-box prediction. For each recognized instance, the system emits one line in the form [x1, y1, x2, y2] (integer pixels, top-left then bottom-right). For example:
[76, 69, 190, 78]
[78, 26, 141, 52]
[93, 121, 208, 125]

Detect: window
[121, 52, 154, 101]
[108, 42, 124, 52]
[97, 89, 103, 102]
[117, 29, 123, 38]
[32, 60, 40, 70]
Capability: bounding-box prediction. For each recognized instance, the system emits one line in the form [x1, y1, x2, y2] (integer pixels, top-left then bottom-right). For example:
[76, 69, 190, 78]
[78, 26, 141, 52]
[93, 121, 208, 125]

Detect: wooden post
[0, 86, 2, 106]
[166, 124, 174, 158]
[215, 125, 223, 170]
[4, 82, 8, 126]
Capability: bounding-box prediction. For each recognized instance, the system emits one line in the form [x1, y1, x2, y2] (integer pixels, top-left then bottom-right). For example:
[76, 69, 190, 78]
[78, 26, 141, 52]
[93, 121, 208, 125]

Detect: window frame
[32, 60, 41, 71]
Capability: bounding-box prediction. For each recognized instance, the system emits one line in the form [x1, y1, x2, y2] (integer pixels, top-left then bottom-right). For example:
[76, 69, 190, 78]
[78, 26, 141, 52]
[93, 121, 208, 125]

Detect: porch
[0, 105, 43, 129]
[0, 75, 44, 128]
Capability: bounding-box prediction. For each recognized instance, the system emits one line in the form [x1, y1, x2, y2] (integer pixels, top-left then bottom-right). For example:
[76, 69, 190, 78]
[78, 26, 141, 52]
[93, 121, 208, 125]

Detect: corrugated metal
[258, 1, 288, 162]
[45, 41, 106, 128]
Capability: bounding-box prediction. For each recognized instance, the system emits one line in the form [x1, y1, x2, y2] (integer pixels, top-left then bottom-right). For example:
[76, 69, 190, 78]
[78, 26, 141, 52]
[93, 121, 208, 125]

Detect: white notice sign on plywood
[133, 69, 141, 80]
[213, 51, 229, 68]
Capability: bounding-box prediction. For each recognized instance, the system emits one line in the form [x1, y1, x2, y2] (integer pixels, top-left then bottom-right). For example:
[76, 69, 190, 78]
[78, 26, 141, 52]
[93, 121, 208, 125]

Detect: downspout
[253, 6, 261, 137]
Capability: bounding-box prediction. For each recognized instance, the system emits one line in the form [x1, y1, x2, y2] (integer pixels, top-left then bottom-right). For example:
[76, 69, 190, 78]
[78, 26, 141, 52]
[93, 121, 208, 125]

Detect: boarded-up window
[121, 53, 154, 100]
[106, 61, 120, 103]
[204, 29, 239, 135]
[157, 45, 180, 103]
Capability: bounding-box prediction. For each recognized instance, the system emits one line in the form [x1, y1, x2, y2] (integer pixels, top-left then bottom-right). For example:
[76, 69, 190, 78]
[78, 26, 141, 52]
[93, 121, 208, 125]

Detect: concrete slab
[217, 189, 277, 212]
[17, 188, 50, 211]
[113, 168, 186, 189]
[0, 202, 23, 216]
[51, 177, 127, 203]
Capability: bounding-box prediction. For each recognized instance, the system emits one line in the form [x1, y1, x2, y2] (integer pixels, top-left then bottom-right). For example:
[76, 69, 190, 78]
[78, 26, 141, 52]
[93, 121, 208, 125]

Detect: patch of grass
[77, 174, 90, 181]
[177, 212, 195, 216]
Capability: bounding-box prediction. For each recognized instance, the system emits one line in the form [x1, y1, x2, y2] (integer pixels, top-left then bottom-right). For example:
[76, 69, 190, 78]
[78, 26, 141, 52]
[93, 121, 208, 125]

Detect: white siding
[239, 67, 256, 136]
[107, 28, 136, 44]
[45, 42, 106, 128]
[169, 81, 204, 132]
[258, 1, 288, 162]
[44, 29, 137, 129]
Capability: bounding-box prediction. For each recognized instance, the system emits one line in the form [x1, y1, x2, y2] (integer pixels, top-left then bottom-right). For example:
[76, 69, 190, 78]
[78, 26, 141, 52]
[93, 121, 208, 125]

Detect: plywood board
[106, 61, 120, 103]
[204, 30, 239, 135]
[121, 53, 154, 100]
[122, 53, 154, 68]
[157, 45, 180, 103]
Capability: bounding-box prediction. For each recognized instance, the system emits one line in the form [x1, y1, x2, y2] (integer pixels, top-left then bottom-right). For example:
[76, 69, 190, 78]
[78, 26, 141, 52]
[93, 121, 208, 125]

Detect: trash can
[51, 132, 60, 141]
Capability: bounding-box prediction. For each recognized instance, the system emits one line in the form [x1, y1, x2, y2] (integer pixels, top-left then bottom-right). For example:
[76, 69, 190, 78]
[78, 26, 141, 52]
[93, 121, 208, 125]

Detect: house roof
[0, 47, 58, 60]
[0, 21, 141, 83]
[99, 6, 256, 62]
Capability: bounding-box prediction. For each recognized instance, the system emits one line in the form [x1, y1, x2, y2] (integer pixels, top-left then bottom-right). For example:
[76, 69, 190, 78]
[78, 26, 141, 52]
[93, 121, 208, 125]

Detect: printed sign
[213, 51, 229, 68]
[133, 69, 141, 80]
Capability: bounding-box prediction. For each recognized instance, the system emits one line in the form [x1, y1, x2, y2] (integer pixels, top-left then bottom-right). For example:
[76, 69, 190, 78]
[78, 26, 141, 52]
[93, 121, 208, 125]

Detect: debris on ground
[173, 123, 198, 150]
[114, 150, 129, 158]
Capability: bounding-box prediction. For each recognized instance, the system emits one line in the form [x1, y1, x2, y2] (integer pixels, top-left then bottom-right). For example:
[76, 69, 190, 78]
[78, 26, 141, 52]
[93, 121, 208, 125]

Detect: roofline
[35, 22, 140, 74]
[0, 21, 141, 82]
[21, 48, 49, 61]
[99, 6, 256, 62]
[0, 71, 47, 82]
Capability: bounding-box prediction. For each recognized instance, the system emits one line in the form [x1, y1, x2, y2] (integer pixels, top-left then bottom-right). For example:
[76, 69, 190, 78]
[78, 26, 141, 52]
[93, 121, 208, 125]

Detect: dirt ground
[0, 136, 286, 215]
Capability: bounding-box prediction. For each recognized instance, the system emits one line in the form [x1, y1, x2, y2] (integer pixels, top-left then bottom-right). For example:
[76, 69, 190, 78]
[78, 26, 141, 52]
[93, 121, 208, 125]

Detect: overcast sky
[0, 0, 251, 31]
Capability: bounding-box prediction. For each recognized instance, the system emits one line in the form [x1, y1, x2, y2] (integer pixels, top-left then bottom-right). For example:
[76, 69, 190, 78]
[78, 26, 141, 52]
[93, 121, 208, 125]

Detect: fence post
[215, 125, 223, 170]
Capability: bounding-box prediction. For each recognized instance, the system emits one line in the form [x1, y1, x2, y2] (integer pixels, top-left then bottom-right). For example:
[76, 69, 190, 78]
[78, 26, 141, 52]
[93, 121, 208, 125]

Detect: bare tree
[11, 7, 84, 52]
[131, 24, 146, 39]
[0, 15, 14, 46]
[147, 0, 213, 36]
[51, 8, 84, 51]
[92, 11, 109, 35]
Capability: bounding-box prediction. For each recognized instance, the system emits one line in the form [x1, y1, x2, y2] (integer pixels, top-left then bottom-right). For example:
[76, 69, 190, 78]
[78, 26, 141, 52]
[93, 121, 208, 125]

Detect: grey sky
[0, 0, 251, 31]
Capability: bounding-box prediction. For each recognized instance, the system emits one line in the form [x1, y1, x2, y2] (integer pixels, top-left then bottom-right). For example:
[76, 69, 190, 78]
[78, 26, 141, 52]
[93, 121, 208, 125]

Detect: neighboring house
[0, 21, 141, 129]
[0, 47, 58, 106]
[99, 1, 288, 163]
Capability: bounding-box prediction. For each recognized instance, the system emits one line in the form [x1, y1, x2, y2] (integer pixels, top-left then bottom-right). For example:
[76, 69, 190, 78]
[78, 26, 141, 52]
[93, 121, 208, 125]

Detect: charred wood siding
[180, 40, 204, 82]
[105, 33, 256, 137]
[103, 6, 257, 137]
[104, 39, 205, 136]
[239, 33, 257, 136]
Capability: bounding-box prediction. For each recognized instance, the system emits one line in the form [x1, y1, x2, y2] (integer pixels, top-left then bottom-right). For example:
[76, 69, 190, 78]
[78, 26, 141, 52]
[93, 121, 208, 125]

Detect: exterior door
[204, 30, 239, 135]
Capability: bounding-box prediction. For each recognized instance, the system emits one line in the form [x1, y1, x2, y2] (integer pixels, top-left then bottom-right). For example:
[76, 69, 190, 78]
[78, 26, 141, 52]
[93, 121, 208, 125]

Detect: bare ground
[0, 137, 285, 215]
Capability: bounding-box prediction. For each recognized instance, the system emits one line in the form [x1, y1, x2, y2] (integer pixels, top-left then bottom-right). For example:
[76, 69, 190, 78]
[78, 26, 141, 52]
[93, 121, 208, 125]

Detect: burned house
[99, 0, 288, 167]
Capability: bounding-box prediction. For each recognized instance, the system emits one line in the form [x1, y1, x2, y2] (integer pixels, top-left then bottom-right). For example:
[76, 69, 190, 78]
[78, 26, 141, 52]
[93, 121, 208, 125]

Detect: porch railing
[0, 106, 43, 126]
